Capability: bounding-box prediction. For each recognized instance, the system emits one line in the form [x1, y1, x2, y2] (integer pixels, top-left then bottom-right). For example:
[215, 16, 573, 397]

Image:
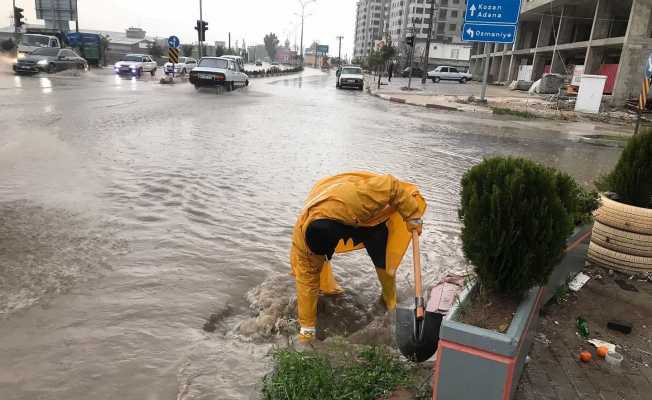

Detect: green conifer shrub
[459, 157, 590, 298]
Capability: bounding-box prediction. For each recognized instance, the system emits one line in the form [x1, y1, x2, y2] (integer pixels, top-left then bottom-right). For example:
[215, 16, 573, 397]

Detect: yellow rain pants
[290, 172, 427, 330]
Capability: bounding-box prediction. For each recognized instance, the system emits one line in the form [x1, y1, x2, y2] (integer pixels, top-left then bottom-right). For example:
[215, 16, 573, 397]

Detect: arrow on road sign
[466, 28, 475, 38]
[469, 4, 476, 16]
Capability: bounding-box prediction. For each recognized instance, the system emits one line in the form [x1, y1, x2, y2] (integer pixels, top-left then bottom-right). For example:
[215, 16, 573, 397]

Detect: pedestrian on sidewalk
[387, 61, 394, 82]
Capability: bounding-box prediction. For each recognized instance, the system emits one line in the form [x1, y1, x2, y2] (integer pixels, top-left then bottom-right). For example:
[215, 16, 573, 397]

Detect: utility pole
[297, 0, 316, 66]
[228, 32, 231, 50]
[314, 42, 318, 68]
[199, 0, 203, 57]
[421, 0, 436, 84]
[336, 35, 343, 65]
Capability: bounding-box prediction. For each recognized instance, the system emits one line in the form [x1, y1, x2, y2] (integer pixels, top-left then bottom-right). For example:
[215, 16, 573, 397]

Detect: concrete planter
[432, 225, 592, 400]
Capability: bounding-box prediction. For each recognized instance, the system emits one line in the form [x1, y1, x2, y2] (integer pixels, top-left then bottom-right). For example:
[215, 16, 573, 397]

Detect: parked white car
[427, 66, 472, 84]
[164, 57, 197, 76]
[189, 57, 249, 91]
[113, 54, 158, 76]
[336, 65, 364, 90]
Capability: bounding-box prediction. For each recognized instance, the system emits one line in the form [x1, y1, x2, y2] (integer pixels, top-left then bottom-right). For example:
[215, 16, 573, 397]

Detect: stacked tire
[588, 195, 652, 273]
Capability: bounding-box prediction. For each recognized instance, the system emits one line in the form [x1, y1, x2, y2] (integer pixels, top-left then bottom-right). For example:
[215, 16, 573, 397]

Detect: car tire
[359, 85, 364, 91]
[194, 84, 200, 90]
[433, 77, 440, 83]
[150, 68, 156, 76]
[245, 80, 249, 87]
[47, 63, 56, 73]
[181, 68, 187, 76]
[459, 77, 467, 84]
[225, 82, 233, 92]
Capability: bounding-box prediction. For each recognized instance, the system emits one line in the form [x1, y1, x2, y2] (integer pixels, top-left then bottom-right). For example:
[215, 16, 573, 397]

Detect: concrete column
[591, 0, 612, 41]
[613, 0, 652, 104]
[537, 15, 554, 48]
[507, 55, 520, 82]
[585, 47, 605, 74]
[497, 55, 509, 82]
[490, 53, 501, 81]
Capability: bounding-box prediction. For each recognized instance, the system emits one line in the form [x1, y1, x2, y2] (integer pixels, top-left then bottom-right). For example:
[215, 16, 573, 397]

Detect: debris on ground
[515, 264, 652, 399]
[568, 272, 591, 291]
[588, 338, 616, 353]
[607, 320, 633, 334]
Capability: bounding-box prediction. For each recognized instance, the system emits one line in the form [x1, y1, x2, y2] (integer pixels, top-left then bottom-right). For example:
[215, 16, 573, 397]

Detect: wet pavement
[0, 64, 623, 399]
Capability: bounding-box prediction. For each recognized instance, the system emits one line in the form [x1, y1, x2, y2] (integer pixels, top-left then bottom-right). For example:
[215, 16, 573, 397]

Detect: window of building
[449, 24, 456, 31]
[451, 49, 460, 59]
[437, 23, 445, 34]
[451, 10, 458, 18]
[453, 0, 460, 4]
[439, 9, 447, 19]
[441, 0, 448, 6]
[416, 7, 423, 13]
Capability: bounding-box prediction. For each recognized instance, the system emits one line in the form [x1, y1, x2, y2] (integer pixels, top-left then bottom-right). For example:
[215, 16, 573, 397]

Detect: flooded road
[0, 67, 621, 399]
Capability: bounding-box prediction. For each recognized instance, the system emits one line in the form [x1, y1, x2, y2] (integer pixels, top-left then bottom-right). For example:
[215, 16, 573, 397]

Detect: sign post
[462, 0, 522, 101]
[167, 36, 181, 79]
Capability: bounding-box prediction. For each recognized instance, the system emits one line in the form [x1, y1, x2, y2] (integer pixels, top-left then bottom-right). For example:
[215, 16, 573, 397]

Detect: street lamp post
[336, 35, 343, 65]
[198, 0, 203, 58]
[297, 0, 316, 66]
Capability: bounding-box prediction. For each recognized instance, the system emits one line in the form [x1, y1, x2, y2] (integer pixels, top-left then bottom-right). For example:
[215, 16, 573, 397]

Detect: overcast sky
[3, 0, 357, 58]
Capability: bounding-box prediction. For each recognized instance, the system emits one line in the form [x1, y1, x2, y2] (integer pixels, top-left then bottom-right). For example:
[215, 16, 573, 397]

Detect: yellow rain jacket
[290, 172, 427, 329]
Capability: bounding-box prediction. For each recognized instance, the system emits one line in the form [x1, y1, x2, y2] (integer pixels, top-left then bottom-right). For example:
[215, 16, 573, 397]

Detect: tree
[264, 32, 280, 62]
[149, 43, 163, 59]
[181, 44, 194, 57]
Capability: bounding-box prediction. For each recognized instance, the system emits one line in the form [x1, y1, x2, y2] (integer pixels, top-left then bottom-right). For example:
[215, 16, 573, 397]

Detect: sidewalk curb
[368, 86, 461, 111]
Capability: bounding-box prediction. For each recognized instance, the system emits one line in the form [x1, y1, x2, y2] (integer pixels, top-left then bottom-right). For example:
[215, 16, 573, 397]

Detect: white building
[353, 0, 391, 59]
[388, 0, 466, 58]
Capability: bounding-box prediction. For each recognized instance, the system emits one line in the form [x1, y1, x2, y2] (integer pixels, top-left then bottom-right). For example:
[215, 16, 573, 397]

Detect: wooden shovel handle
[412, 230, 425, 319]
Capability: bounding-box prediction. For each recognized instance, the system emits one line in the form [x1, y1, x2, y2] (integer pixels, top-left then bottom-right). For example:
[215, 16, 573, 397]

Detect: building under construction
[468, 0, 652, 104]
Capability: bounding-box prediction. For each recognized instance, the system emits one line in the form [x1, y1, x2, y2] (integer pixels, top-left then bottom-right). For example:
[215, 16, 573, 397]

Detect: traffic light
[195, 20, 208, 42]
[14, 6, 25, 29]
[405, 35, 415, 47]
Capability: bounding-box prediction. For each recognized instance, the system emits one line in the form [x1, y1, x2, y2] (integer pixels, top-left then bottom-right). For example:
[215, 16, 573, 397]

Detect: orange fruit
[596, 346, 609, 358]
[580, 351, 592, 362]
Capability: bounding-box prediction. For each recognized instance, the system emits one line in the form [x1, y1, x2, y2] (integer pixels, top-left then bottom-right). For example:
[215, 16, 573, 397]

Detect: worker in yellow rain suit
[290, 172, 427, 343]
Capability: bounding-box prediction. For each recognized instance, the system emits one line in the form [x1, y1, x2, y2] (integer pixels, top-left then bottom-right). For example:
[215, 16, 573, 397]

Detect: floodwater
[0, 66, 622, 399]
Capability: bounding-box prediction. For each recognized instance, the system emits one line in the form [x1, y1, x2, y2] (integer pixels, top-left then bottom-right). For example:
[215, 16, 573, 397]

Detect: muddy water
[0, 69, 621, 399]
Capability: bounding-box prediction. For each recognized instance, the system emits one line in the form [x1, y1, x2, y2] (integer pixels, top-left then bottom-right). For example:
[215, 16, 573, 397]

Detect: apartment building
[469, 0, 652, 104]
[388, 0, 465, 52]
[353, 0, 391, 59]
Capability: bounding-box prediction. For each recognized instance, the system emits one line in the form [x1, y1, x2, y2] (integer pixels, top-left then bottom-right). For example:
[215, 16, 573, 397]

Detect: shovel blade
[395, 307, 442, 362]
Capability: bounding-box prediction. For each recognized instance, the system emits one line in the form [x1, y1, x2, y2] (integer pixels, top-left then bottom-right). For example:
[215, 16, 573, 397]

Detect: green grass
[262, 346, 414, 400]
[491, 107, 537, 119]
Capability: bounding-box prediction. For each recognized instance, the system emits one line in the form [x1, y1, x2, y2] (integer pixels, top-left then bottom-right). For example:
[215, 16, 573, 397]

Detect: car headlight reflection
[37, 59, 48, 66]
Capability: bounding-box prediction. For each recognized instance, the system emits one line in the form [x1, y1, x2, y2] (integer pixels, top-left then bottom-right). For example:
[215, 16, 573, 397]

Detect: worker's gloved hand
[407, 219, 423, 235]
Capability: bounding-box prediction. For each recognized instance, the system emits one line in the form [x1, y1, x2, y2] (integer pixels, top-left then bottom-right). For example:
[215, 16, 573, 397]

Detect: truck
[65, 32, 102, 66]
[16, 29, 102, 66]
[17, 33, 61, 59]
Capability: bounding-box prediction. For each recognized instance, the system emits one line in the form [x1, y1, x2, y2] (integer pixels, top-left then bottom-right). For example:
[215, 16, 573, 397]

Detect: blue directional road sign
[317, 44, 329, 54]
[465, 0, 521, 25]
[462, 23, 517, 44]
[168, 35, 180, 49]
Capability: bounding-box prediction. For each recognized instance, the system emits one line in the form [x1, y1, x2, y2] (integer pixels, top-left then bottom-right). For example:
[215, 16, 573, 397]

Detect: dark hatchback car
[14, 48, 88, 74]
[401, 66, 424, 77]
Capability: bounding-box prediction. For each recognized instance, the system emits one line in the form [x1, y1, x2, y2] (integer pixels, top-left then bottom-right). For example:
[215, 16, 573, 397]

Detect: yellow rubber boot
[376, 268, 397, 310]
[319, 261, 344, 295]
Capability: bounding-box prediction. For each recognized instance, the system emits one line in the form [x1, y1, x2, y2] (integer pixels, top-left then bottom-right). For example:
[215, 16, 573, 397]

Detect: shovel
[395, 231, 442, 362]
